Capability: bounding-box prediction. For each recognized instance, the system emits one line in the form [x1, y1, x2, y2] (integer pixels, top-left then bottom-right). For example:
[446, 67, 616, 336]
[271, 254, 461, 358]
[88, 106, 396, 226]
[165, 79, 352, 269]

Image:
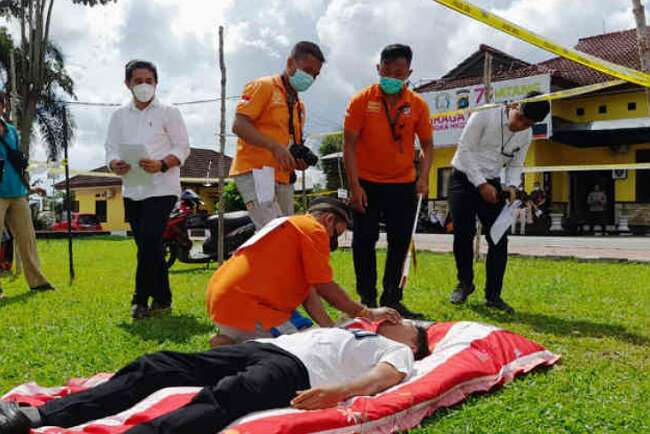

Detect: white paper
[252, 166, 275, 204]
[119, 144, 151, 187]
[490, 200, 522, 245]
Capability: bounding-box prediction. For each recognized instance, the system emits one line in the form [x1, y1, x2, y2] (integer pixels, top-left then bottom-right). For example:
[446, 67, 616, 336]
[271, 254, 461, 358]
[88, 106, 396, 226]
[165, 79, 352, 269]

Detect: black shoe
[485, 297, 515, 314]
[30, 283, 55, 292]
[149, 301, 172, 316]
[0, 401, 32, 434]
[450, 283, 475, 304]
[131, 304, 150, 320]
[382, 301, 425, 320]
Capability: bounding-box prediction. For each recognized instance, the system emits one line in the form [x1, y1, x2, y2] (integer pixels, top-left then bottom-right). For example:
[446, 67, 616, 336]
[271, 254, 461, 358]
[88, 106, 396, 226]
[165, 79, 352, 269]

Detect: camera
[289, 144, 318, 167]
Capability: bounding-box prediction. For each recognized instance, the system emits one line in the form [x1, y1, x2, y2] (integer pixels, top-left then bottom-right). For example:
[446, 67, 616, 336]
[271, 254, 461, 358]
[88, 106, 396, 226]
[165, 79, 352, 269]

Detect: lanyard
[281, 76, 303, 146]
[381, 98, 408, 153]
[500, 107, 520, 159]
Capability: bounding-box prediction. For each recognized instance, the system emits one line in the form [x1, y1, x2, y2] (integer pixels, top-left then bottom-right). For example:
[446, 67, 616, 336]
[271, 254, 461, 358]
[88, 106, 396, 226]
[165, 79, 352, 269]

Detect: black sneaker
[149, 301, 172, 316]
[30, 283, 55, 292]
[382, 301, 425, 320]
[450, 283, 475, 304]
[0, 401, 32, 434]
[485, 297, 515, 314]
[131, 304, 150, 320]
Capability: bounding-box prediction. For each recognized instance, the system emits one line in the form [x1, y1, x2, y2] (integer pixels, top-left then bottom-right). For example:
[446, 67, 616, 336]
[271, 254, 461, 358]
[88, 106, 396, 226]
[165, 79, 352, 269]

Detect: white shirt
[451, 107, 532, 188]
[104, 98, 191, 201]
[257, 328, 414, 388]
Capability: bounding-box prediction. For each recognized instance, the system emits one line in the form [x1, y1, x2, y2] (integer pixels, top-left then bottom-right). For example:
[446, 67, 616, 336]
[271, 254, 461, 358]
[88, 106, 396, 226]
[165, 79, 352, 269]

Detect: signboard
[423, 74, 552, 146]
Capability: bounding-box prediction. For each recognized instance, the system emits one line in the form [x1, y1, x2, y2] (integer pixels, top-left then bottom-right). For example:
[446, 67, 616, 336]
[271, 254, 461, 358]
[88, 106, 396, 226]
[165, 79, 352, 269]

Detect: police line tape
[522, 162, 650, 173]
[432, 0, 650, 87]
[431, 79, 627, 119]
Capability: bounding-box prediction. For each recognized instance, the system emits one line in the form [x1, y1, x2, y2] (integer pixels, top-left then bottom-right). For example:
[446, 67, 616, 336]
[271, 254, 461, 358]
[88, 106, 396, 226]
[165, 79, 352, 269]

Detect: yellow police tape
[432, 0, 650, 87]
[432, 79, 626, 119]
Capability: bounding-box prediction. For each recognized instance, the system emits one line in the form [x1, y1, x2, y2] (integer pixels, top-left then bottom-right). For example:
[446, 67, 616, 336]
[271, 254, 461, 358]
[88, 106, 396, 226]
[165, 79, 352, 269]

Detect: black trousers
[124, 196, 177, 307]
[38, 342, 310, 434]
[448, 170, 508, 300]
[352, 179, 416, 306]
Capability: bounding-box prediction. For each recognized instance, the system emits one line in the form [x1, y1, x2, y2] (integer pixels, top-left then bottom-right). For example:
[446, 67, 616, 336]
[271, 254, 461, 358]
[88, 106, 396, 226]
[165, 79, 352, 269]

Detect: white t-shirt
[256, 328, 414, 388]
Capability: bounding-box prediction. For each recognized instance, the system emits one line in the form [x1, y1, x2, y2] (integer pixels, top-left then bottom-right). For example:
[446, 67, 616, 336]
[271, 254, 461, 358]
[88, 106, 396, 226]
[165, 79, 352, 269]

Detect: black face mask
[329, 234, 339, 252]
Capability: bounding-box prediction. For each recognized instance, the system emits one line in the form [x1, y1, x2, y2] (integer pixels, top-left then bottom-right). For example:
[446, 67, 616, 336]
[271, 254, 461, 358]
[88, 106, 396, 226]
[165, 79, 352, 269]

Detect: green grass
[1, 238, 649, 433]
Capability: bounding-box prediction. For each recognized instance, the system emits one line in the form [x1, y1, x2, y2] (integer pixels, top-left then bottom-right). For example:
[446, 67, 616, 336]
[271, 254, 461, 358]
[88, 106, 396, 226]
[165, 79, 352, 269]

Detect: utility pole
[217, 25, 226, 265]
[632, 0, 650, 114]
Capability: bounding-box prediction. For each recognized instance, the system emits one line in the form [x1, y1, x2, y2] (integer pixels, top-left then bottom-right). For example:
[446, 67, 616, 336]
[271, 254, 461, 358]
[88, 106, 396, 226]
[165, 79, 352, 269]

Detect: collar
[129, 96, 159, 112]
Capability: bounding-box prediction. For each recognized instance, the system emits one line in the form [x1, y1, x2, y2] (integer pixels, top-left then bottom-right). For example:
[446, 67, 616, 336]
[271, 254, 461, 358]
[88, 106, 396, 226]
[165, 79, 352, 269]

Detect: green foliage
[222, 181, 245, 211]
[319, 133, 344, 191]
[0, 242, 648, 433]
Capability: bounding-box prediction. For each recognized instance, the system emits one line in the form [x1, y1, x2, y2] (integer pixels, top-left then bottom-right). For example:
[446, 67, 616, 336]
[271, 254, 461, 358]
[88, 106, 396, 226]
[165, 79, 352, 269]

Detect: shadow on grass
[0, 290, 37, 308]
[118, 313, 213, 344]
[470, 304, 650, 347]
[168, 266, 213, 275]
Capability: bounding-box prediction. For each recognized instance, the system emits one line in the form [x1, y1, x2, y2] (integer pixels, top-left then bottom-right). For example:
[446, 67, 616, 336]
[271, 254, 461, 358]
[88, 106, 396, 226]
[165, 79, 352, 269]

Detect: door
[569, 170, 615, 226]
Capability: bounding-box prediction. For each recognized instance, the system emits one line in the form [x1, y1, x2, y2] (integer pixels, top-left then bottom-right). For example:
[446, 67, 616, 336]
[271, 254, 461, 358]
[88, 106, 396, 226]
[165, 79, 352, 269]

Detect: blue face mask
[379, 76, 405, 95]
[289, 69, 315, 92]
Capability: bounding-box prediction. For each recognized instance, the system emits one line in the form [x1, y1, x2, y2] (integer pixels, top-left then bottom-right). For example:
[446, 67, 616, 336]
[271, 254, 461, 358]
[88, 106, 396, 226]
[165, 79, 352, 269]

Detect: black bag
[0, 122, 29, 187]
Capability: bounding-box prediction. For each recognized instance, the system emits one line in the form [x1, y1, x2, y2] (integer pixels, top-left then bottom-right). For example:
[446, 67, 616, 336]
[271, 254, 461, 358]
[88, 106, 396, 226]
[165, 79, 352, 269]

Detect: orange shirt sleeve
[415, 97, 434, 141]
[344, 93, 366, 134]
[300, 225, 334, 285]
[236, 79, 273, 121]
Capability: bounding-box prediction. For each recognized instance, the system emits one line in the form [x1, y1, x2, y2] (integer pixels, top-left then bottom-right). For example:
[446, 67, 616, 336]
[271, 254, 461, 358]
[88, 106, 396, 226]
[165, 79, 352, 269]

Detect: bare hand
[272, 145, 296, 172]
[416, 176, 429, 196]
[350, 184, 367, 213]
[291, 386, 346, 410]
[366, 307, 401, 324]
[139, 159, 162, 174]
[110, 159, 131, 176]
[503, 186, 517, 202]
[479, 183, 498, 204]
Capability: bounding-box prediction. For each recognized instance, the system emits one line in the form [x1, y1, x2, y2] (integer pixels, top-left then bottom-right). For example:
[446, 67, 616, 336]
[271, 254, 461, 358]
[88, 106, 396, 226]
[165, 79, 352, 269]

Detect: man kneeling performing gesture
[0, 320, 430, 434]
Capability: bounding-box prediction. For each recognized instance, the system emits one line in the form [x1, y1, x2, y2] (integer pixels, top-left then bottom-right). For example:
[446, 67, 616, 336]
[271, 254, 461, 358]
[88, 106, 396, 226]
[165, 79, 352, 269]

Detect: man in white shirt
[448, 92, 550, 314]
[1, 321, 430, 434]
[104, 60, 191, 320]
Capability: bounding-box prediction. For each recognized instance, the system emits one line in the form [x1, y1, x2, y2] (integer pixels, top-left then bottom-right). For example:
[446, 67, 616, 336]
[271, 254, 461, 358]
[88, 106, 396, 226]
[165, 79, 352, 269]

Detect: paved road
[339, 233, 650, 262]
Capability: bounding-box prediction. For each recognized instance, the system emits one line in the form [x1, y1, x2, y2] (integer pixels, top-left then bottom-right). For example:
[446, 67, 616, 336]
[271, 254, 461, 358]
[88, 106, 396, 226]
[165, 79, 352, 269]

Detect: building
[54, 148, 232, 232]
[415, 29, 650, 234]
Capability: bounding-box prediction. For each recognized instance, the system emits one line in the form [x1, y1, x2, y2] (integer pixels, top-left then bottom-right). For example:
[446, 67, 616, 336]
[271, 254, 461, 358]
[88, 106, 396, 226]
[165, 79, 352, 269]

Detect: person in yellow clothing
[230, 41, 324, 230]
[206, 197, 401, 347]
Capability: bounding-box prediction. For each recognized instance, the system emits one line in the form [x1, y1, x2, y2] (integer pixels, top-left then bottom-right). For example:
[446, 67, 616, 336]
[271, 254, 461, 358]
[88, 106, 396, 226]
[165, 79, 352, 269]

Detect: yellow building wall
[72, 187, 130, 232]
[553, 90, 649, 123]
[428, 147, 456, 198]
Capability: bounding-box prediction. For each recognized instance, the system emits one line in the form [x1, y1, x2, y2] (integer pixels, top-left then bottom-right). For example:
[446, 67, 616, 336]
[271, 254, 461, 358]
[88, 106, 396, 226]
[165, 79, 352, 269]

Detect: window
[576, 107, 585, 117]
[73, 201, 79, 213]
[628, 102, 637, 111]
[437, 167, 452, 199]
[636, 150, 650, 203]
[598, 105, 607, 114]
[95, 200, 107, 223]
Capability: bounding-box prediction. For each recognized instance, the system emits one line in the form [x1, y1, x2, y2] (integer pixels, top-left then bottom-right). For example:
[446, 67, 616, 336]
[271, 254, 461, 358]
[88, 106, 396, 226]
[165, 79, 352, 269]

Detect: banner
[424, 74, 551, 146]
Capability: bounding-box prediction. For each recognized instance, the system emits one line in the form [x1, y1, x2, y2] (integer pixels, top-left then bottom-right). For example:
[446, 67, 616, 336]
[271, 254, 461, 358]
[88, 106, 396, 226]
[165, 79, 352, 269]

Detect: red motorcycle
[162, 190, 255, 268]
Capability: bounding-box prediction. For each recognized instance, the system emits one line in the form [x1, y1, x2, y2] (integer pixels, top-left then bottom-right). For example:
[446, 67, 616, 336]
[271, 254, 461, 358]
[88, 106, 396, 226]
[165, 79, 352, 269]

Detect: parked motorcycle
[162, 190, 255, 268]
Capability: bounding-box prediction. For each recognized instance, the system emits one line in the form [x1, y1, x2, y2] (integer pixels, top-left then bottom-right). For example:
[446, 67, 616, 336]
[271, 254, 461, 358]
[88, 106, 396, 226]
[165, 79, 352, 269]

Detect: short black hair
[380, 44, 413, 65]
[291, 41, 326, 63]
[125, 59, 158, 82]
[414, 326, 430, 361]
[520, 91, 550, 123]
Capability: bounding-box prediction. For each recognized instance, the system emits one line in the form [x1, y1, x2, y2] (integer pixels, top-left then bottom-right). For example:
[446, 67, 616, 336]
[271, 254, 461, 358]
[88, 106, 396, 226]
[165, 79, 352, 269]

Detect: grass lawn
[1, 238, 649, 433]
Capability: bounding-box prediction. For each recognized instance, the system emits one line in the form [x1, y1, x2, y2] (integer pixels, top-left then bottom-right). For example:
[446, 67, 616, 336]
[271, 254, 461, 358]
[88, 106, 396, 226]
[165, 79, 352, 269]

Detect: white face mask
[132, 83, 156, 103]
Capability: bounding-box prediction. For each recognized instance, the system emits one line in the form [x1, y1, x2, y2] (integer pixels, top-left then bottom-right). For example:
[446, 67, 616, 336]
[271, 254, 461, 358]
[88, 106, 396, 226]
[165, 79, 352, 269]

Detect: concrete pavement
[339, 233, 650, 263]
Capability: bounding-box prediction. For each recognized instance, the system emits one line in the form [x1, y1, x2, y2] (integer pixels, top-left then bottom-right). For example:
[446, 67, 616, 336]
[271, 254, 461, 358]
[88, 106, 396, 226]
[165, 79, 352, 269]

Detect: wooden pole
[475, 52, 493, 262]
[62, 107, 74, 283]
[217, 25, 226, 265]
[632, 0, 650, 115]
[9, 50, 18, 123]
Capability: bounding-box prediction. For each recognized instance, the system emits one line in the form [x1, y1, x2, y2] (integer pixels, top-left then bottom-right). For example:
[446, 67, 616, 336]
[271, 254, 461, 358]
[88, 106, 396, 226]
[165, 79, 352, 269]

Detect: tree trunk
[19, 93, 38, 154]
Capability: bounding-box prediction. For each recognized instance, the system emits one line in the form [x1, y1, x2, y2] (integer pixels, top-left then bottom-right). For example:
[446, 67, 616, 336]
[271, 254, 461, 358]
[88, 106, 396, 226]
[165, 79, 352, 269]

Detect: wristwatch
[159, 159, 169, 173]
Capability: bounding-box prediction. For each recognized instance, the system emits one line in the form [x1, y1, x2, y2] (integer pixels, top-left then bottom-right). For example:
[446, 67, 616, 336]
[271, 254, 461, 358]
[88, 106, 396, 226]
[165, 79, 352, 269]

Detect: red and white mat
[2, 321, 560, 433]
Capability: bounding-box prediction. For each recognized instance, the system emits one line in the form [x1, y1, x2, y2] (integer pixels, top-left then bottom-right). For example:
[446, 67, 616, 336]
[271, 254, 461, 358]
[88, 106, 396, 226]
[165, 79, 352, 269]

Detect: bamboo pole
[217, 25, 226, 265]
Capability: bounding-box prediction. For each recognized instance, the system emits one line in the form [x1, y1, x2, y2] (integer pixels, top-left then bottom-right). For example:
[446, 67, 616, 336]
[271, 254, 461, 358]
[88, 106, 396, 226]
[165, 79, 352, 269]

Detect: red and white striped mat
[2, 321, 559, 433]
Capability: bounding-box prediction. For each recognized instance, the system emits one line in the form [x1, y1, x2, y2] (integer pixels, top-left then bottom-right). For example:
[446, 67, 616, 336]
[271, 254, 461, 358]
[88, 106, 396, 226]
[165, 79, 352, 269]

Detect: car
[50, 213, 103, 232]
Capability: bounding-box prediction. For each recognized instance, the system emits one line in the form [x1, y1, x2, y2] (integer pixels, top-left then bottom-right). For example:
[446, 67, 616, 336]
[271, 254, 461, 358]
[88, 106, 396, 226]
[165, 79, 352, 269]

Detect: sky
[4, 0, 643, 176]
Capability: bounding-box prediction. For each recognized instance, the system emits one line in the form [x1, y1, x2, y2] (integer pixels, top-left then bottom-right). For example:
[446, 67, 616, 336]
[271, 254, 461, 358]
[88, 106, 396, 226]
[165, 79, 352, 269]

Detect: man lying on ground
[206, 196, 402, 347]
[0, 320, 430, 434]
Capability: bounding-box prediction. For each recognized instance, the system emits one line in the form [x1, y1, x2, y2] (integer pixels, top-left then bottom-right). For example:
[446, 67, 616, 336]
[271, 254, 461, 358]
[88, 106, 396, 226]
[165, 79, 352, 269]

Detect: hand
[349, 184, 367, 213]
[272, 144, 296, 172]
[416, 176, 429, 196]
[30, 187, 47, 196]
[366, 306, 401, 324]
[295, 159, 309, 171]
[503, 186, 517, 202]
[139, 159, 162, 173]
[110, 159, 131, 175]
[479, 182, 498, 204]
[291, 385, 347, 410]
